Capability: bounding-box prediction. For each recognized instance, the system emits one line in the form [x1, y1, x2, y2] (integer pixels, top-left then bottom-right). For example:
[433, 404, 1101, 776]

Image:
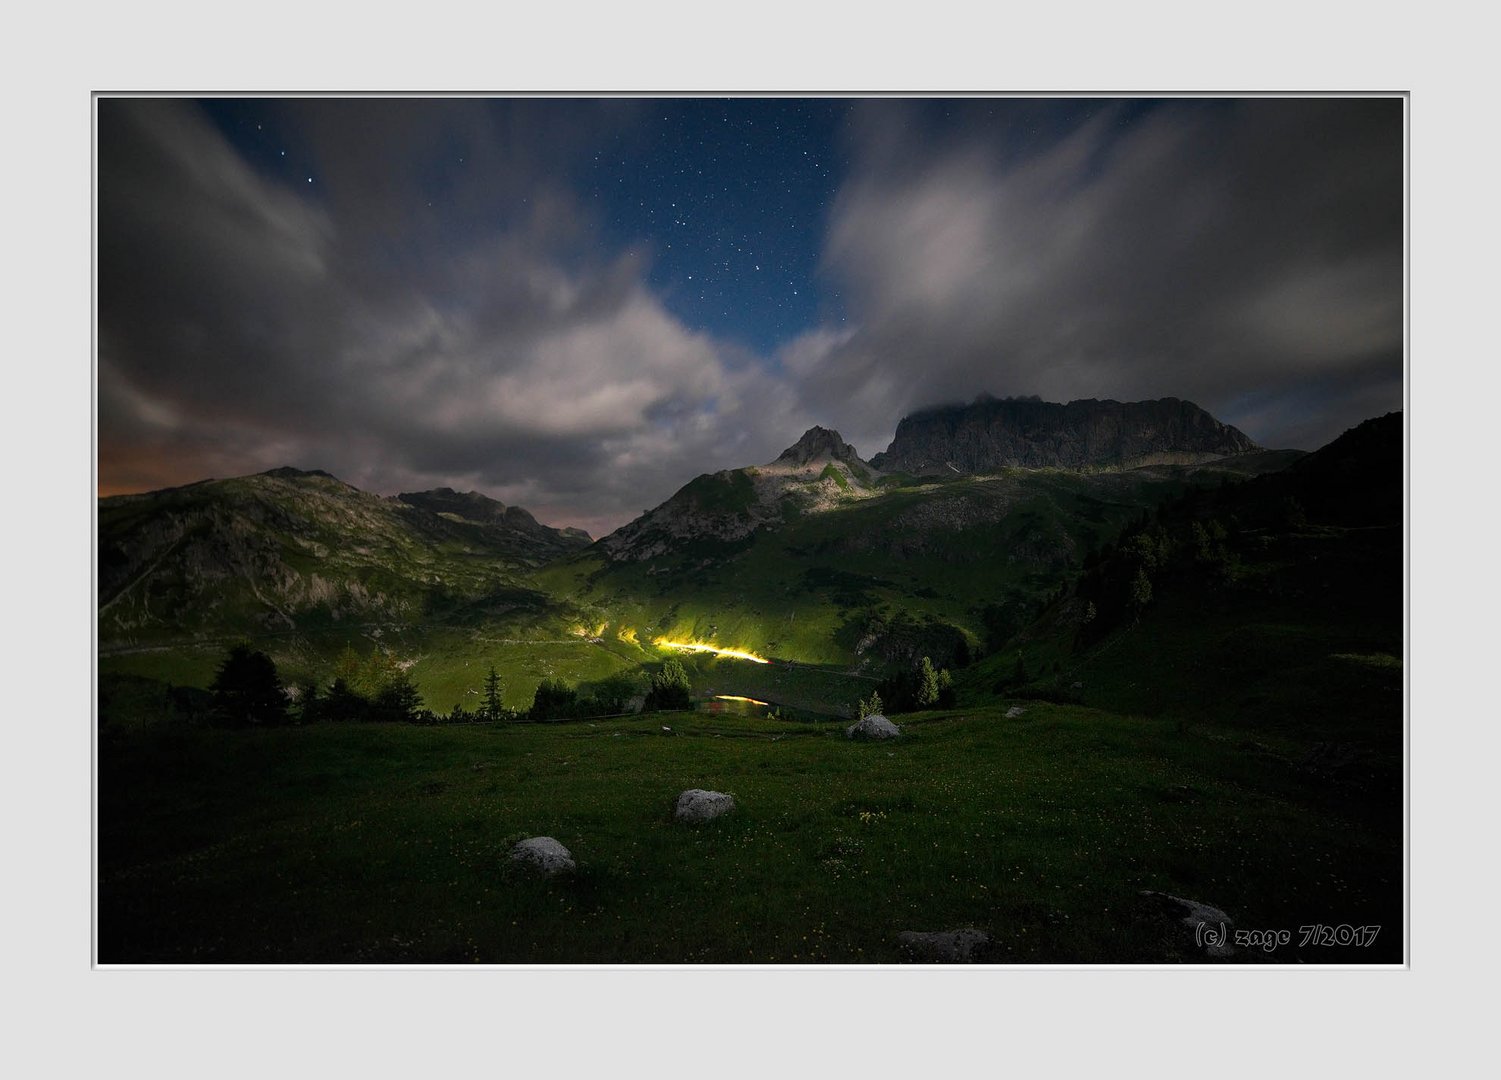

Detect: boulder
[1140, 890, 1235, 958]
[1004, 705, 1026, 718]
[508, 836, 576, 877]
[846, 714, 901, 740]
[674, 789, 736, 822]
[897, 929, 992, 963]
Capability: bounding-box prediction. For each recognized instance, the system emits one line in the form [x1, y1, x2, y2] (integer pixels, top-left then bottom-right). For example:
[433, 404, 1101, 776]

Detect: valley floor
[98, 703, 1401, 964]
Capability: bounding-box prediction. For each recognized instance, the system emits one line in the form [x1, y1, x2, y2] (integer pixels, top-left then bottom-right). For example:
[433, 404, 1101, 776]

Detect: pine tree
[483, 665, 504, 721]
[916, 656, 941, 708]
[296, 679, 321, 725]
[1129, 566, 1154, 618]
[373, 670, 423, 723]
[210, 644, 287, 727]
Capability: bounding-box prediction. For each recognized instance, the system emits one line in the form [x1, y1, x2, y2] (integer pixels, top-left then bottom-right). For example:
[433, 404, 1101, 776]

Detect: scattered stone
[508, 836, 576, 877]
[661, 725, 673, 734]
[1140, 890, 1235, 958]
[1004, 705, 1026, 719]
[846, 714, 901, 740]
[1070, 680, 1084, 689]
[897, 929, 992, 963]
[674, 789, 736, 823]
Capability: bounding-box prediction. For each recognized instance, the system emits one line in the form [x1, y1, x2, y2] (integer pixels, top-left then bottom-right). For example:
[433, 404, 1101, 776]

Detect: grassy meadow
[99, 700, 1400, 964]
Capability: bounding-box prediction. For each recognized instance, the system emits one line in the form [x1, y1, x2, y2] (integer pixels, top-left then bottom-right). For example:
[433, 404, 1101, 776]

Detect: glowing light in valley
[654, 638, 771, 664]
[714, 695, 770, 706]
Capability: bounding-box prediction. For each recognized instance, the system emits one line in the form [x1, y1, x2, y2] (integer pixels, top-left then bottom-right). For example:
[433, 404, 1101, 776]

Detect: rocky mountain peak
[871, 397, 1258, 475]
[774, 426, 862, 468]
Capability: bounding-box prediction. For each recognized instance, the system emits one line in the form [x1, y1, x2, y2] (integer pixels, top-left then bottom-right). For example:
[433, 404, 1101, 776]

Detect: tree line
[207, 645, 696, 727]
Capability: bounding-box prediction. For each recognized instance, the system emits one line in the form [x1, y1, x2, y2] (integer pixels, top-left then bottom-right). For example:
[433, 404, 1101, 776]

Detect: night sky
[97, 96, 1403, 535]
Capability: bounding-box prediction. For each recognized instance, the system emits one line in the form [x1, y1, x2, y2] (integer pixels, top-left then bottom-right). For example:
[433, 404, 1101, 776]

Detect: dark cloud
[790, 98, 1403, 453]
[99, 98, 1403, 535]
[98, 99, 812, 535]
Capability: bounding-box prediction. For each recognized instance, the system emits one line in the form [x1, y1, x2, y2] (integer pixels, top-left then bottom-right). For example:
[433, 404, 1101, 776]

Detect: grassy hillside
[101, 456, 1290, 718]
[551, 462, 1281, 677]
[966, 414, 1402, 733]
[99, 703, 1399, 964]
[99, 469, 585, 647]
[95, 421, 1401, 965]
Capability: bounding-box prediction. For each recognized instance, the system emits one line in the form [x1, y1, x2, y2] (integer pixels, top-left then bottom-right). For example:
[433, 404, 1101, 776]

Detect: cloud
[792, 99, 1403, 451]
[99, 98, 1403, 537]
[97, 99, 814, 534]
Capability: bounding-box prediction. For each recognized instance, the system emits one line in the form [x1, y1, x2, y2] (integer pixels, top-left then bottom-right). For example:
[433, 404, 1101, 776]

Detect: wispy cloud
[98, 98, 1402, 533]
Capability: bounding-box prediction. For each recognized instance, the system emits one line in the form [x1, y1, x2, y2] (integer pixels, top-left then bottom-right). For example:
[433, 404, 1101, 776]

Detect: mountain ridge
[872, 396, 1258, 475]
[596, 426, 882, 561]
[98, 468, 582, 645]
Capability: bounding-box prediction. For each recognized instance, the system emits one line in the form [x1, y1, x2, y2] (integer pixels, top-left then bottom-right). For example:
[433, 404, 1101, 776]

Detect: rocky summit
[773, 425, 866, 470]
[597, 426, 881, 561]
[871, 396, 1258, 476]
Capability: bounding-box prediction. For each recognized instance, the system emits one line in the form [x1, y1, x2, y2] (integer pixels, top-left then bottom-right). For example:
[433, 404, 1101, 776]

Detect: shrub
[644, 659, 692, 712]
[530, 678, 579, 721]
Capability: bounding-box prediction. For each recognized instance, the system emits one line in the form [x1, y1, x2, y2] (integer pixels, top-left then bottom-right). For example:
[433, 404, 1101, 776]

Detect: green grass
[819, 463, 850, 490]
[99, 702, 1400, 964]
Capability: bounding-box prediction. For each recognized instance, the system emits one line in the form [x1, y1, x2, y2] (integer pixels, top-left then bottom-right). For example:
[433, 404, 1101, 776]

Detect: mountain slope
[964, 412, 1403, 740]
[555, 430, 1302, 675]
[98, 468, 576, 645]
[597, 426, 884, 562]
[396, 487, 591, 557]
[871, 396, 1259, 475]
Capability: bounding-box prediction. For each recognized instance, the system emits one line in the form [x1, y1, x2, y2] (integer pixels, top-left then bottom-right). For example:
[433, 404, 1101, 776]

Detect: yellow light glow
[654, 638, 771, 665]
[714, 694, 770, 705]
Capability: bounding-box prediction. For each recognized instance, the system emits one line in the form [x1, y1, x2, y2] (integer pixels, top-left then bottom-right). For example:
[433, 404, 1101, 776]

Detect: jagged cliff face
[870, 397, 1258, 476]
[596, 427, 882, 562]
[771, 426, 866, 470]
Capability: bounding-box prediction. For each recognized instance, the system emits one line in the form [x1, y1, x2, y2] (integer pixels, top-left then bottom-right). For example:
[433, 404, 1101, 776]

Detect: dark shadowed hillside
[968, 411, 1403, 742]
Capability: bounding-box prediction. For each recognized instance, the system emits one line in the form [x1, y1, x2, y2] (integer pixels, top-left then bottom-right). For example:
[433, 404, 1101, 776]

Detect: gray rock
[846, 714, 901, 740]
[897, 929, 992, 963]
[508, 836, 576, 877]
[870, 397, 1258, 476]
[1140, 890, 1235, 958]
[674, 788, 736, 822]
[1004, 705, 1026, 718]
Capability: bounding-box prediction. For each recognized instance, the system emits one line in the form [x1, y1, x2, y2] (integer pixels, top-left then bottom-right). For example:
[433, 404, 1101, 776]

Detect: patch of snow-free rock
[508, 836, 576, 876]
[1140, 890, 1236, 958]
[674, 789, 736, 822]
[846, 714, 901, 740]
